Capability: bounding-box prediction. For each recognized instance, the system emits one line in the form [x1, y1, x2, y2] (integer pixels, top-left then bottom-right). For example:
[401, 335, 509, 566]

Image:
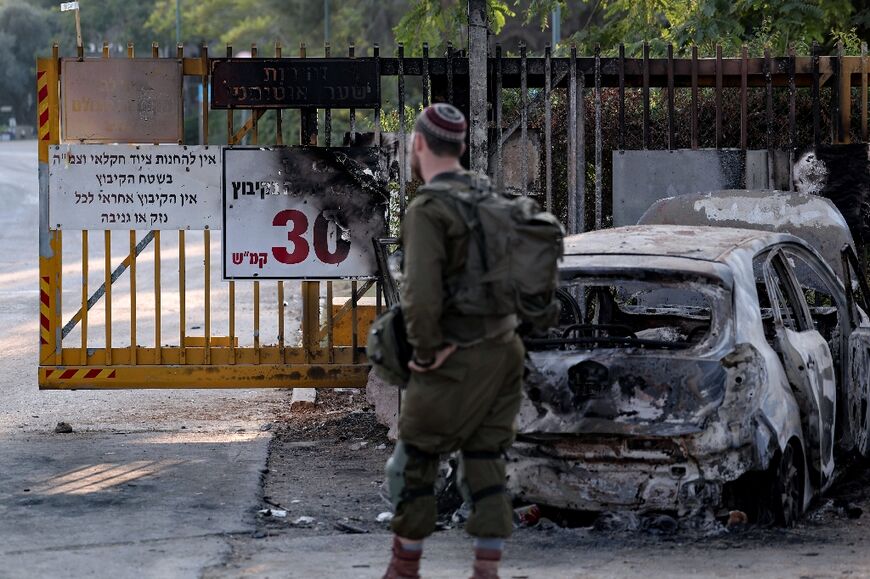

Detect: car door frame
[841, 244, 870, 456]
[780, 244, 857, 447]
[762, 247, 836, 488]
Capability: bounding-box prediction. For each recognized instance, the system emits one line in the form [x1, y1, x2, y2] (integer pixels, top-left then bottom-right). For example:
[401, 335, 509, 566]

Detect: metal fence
[482, 42, 867, 235]
[37, 30, 869, 389]
[39, 42, 406, 389]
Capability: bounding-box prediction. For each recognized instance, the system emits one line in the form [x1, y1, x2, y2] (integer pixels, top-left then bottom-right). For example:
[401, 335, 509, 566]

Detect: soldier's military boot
[470, 547, 501, 579]
[383, 536, 422, 579]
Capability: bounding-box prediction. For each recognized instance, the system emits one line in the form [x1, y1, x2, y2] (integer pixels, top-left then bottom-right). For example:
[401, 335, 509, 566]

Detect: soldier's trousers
[387, 333, 524, 540]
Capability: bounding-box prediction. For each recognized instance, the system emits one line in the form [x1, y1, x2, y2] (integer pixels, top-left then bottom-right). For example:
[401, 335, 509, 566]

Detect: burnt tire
[771, 442, 804, 527]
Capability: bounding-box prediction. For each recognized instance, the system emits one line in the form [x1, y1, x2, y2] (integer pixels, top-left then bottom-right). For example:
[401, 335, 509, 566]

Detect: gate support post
[837, 48, 852, 144]
[467, 0, 488, 174]
[37, 49, 60, 364]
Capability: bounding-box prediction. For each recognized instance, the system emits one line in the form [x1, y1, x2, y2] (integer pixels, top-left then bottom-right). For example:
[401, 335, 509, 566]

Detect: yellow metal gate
[37, 43, 381, 390]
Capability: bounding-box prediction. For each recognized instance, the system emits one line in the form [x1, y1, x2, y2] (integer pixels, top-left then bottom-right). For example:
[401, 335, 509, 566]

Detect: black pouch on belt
[366, 305, 412, 387]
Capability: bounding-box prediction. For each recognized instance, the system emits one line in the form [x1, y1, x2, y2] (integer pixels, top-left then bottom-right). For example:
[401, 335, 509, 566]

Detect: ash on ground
[258, 388, 870, 551]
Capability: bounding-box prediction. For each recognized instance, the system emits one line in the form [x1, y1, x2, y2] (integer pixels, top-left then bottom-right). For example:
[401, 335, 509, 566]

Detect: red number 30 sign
[271, 209, 351, 265]
[222, 147, 384, 280]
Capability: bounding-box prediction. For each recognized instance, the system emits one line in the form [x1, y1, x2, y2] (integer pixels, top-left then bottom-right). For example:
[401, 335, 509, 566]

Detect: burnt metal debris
[510, 209, 870, 525]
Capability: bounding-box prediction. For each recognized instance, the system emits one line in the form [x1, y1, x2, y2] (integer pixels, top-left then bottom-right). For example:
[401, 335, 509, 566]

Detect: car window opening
[755, 252, 807, 345]
[754, 250, 843, 358]
[782, 249, 847, 379]
[531, 276, 722, 351]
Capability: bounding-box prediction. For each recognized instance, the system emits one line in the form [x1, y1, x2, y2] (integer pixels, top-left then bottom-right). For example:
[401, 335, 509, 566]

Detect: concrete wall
[612, 149, 792, 226]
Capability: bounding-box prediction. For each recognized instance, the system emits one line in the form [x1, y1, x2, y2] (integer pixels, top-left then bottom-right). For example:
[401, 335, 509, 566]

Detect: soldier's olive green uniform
[387, 171, 524, 540]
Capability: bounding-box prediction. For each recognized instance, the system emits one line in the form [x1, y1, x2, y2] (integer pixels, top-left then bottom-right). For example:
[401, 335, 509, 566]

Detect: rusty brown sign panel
[61, 58, 183, 143]
[210, 58, 380, 109]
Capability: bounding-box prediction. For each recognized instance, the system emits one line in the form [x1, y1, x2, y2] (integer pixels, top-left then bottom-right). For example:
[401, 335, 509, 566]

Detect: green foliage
[377, 104, 421, 133]
[568, 0, 858, 56]
[394, 0, 523, 55]
[831, 28, 864, 55]
[365, 104, 420, 236]
[393, 1, 469, 55]
[0, 2, 55, 123]
[30, 0, 156, 52]
[522, 0, 566, 28]
[146, 0, 407, 54]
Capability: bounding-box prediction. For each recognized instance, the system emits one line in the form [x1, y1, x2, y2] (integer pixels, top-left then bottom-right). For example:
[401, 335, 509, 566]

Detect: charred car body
[508, 191, 870, 525]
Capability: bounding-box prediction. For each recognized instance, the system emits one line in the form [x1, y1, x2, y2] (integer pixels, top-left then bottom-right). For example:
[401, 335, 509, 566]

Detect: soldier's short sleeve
[400, 199, 446, 359]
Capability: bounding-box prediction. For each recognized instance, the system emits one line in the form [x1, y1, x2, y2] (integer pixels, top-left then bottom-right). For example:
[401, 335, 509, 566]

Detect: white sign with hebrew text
[49, 144, 221, 230]
[222, 147, 387, 280]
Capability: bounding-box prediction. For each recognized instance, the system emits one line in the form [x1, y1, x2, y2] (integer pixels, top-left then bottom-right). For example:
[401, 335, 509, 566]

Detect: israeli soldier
[383, 103, 525, 579]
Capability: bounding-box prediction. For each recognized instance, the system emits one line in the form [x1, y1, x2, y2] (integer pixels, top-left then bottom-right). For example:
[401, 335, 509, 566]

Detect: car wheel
[772, 442, 804, 527]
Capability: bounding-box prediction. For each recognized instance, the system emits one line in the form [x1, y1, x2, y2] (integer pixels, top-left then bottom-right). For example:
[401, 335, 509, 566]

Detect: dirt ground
[259, 389, 394, 537]
[200, 389, 870, 578]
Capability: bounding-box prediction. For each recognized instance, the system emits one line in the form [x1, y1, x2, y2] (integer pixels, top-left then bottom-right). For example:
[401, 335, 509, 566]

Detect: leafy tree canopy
[394, 0, 562, 54]
[394, 1, 869, 56]
[569, 0, 857, 56]
[145, 0, 409, 55]
[0, 2, 55, 122]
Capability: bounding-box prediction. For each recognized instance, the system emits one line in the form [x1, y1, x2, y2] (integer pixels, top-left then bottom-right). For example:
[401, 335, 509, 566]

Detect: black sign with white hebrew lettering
[211, 58, 380, 109]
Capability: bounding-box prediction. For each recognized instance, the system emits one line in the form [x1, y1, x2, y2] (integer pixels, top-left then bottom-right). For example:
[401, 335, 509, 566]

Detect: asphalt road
[0, 140, 286, 579]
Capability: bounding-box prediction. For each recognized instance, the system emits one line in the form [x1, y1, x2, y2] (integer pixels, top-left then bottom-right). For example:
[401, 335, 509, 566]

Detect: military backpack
[366, 172, 565, 387]
[419, 172, 565, 332]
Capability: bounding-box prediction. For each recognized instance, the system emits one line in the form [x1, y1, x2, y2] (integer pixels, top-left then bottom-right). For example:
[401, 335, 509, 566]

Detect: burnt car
[509, 192, 870, 525]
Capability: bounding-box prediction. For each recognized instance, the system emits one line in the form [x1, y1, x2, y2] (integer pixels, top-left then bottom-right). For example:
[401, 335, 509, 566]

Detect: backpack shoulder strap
[434, 174, 492, 272]
[416, 180, 453, 195]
